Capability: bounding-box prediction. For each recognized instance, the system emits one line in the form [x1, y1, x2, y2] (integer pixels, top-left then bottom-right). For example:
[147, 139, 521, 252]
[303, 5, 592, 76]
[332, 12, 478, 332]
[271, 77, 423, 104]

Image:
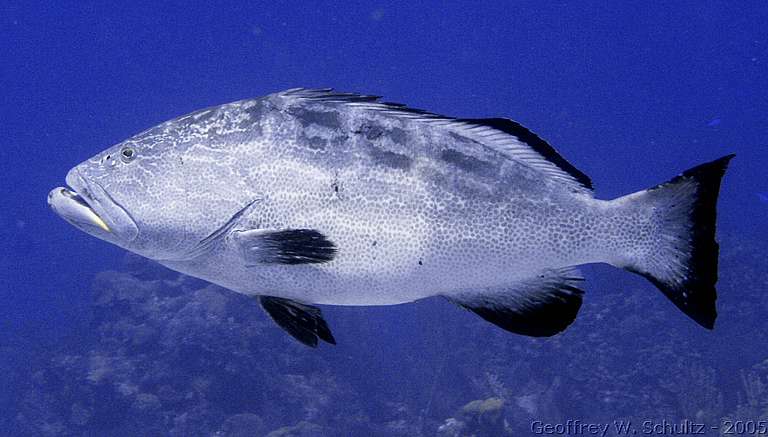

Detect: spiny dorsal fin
[259, 296, 336, 347]
[445, 268, 585, 337]
[278, 88, 594, 194]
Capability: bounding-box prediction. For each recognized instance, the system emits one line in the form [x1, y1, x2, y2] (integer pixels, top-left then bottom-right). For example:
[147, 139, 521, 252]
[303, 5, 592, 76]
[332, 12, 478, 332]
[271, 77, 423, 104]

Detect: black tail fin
[617, 154, 734, 329]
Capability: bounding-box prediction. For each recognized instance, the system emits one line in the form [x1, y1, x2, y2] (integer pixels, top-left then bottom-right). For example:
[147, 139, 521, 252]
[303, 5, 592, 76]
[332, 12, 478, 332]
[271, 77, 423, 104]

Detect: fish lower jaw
[49, 186, 112, 233]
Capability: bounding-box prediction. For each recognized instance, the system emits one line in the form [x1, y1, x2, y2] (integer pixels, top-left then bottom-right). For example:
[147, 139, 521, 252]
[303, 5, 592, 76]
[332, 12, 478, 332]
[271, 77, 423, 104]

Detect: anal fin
[259, 296, 336, 347]
[446, 268, 585, 337]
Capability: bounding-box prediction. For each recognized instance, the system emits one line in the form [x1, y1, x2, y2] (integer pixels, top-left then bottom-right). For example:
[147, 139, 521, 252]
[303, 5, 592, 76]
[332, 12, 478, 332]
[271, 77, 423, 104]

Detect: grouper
[48, 88, 734, 347]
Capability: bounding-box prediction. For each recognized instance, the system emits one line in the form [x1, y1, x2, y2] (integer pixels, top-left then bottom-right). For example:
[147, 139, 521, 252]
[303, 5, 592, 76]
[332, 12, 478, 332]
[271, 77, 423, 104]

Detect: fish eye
[120, 146, 136, 163]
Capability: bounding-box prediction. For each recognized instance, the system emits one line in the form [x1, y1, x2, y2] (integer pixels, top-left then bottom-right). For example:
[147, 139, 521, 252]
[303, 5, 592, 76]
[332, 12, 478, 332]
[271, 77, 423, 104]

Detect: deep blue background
[2, 1, 767, 433]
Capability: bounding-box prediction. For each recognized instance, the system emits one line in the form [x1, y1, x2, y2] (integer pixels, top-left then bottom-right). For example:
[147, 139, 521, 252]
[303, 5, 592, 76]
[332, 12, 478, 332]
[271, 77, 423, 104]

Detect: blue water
[2, 2, 767, 435]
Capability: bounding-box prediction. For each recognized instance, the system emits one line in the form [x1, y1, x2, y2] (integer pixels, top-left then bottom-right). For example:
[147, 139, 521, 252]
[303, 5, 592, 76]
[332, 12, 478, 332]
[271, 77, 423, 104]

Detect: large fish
[49, 89, 733, 347]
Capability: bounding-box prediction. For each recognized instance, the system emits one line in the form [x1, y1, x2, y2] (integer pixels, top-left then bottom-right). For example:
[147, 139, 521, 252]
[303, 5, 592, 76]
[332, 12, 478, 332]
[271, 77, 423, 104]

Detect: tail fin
[614, 154, 734, 329]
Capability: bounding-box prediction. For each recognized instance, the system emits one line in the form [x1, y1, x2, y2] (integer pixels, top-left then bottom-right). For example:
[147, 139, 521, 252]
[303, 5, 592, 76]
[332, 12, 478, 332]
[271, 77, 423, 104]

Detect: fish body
[50, 89, 733, 346]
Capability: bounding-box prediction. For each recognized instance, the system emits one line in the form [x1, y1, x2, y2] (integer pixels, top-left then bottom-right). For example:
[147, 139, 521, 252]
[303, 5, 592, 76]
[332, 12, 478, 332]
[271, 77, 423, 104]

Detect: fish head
[48, 126, 236, 260]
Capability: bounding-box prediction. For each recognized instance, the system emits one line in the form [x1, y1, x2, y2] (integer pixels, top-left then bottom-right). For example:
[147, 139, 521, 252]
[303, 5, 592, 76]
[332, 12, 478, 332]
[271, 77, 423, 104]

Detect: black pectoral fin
[234, 229, 337, 265]
[446, 268, 585, 337]
[259, 296, 336, 347]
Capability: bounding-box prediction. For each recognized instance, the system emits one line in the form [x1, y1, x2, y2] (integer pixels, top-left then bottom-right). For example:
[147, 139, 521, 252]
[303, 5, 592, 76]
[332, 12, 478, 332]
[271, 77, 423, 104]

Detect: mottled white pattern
[50, 89, 698, 307]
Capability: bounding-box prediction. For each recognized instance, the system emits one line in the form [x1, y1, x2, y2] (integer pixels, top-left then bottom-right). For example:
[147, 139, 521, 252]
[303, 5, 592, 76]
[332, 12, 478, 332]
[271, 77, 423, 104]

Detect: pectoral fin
[233, 229, 337, 265]
[259, 296, 336, 347]
[445, 268, 585, 337]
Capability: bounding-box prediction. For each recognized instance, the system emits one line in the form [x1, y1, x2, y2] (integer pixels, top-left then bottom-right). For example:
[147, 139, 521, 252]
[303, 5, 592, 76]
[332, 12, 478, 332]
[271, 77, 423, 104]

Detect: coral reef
[437, 397, 510, 437]
[7, 235, 768, 436]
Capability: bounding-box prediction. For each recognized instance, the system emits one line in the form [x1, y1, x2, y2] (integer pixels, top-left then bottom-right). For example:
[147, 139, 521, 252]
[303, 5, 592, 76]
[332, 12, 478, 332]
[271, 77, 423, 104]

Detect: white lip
[48, 186, 111, 233]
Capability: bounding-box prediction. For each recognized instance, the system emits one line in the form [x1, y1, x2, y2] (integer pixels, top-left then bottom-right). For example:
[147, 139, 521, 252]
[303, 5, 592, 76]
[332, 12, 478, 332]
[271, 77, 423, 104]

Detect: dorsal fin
[278, 88, 594, 194]
[466, 118, 593, 190]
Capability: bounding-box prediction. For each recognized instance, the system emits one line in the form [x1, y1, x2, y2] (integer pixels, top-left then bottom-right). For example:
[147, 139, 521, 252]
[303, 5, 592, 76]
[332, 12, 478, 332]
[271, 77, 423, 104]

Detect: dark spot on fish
[418, 259, 423, 265]
[294, 108, 341, 129]
[372, 240, 377, 246]
[368, 146, 412, 170]
[330, 175, 344, 199]
[300, 135, 328, 151]
[440, 149, 495, 176]
[357, 124, 408, 144]
[357, 124, 384, 140]
[389, 127, 408, 144]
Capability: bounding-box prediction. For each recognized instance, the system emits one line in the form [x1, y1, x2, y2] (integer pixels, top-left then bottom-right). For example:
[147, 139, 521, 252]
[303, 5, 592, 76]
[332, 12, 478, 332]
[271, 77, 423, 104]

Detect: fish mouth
[49, 187, 112, 232]
[49, 169, 139, 242]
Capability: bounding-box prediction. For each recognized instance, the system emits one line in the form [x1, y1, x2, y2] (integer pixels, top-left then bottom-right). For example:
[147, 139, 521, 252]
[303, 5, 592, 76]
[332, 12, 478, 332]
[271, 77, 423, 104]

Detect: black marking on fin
[261, 229, 336, 264]
[627, 154, 734, 329]
[466, 118, 593, 190]
[446, 269, 585, 337]
[236, 229, 337, 265]
[259, 296, 336, 347]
